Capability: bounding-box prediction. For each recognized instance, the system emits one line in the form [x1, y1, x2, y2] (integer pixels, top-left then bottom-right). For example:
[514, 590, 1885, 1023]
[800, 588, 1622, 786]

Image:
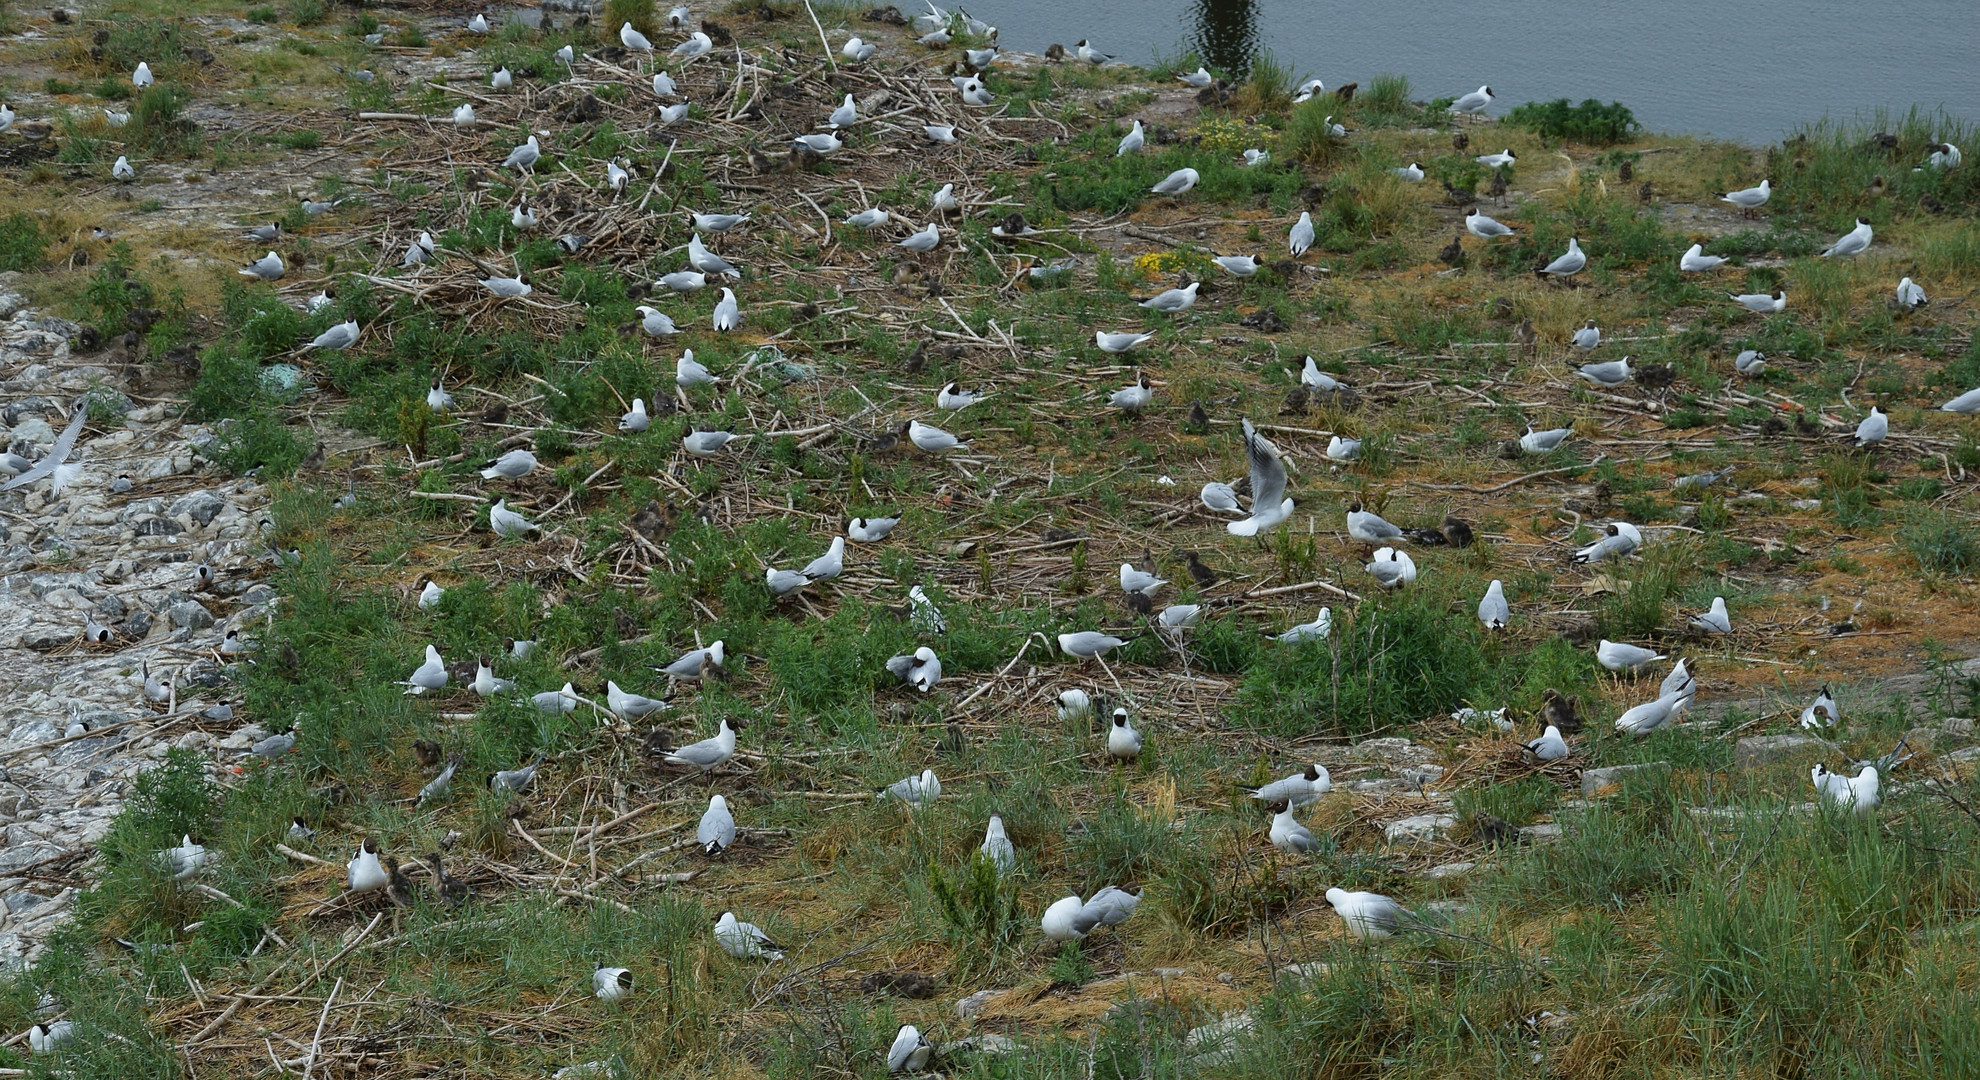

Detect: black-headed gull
[1229, 419, 1292, 537]
[1728, 290, 1786, 314]
[1680, 243, 1726, 272]
[1854, 406, 1887, 446]
[715, 911, 786, 959]
[1689, 596, 1731, 634]
[1117, 119, 1144, 156]
[1477, 579, 1509, 629]
[1326, 887, 1411, 939]
[1465, 208, 1513, 238]
[1450, 85, 1493, 117]
[1719, 179, 1770, 213]
[1151, 168, 1199, 195]
[1819, 219, 1872, 258]
[1539, 238, 1585, 277]
[1289, 211, 1314, 256]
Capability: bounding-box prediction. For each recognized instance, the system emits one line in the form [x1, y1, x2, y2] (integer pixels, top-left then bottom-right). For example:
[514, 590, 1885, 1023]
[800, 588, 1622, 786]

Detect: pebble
[0, 281, 273, 969]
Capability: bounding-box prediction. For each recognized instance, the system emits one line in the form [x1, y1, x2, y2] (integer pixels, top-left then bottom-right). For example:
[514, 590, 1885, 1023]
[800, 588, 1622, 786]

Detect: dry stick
[952, 634, 1035, 710]
[313, 911, 384, 980]
[298, 976, 341, 1080]
[1412, 454, 1610, 495]
[803, 0, 838, 73]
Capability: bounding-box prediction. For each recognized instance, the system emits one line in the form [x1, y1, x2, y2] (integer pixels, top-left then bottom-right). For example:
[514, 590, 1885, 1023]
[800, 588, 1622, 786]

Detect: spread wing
[1242, 419, 1286, 508]
[1, 399, 88, 493]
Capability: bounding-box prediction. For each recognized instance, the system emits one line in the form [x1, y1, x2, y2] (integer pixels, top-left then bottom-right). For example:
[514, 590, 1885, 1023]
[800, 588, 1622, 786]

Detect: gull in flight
[1228, 419, 1292, 537]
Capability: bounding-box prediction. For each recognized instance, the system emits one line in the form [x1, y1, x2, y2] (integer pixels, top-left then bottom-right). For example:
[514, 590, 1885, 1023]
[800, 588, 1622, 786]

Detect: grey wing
[1367, 895, 1412, 931]
[1287, 827, 1321, 852]
[1, 402, 88, 493]
[885, 654, 915, 679]
[671, 738, 724, 766]
[1242, 420, 1287, 507]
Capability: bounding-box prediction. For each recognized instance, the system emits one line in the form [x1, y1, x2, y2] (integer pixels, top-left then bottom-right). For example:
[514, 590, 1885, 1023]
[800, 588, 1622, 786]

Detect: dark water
[959, 0, 1980, 143]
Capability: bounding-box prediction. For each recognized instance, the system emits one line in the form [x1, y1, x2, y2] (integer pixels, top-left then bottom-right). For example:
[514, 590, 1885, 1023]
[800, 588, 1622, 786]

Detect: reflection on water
[1190, 0, 1259, 76]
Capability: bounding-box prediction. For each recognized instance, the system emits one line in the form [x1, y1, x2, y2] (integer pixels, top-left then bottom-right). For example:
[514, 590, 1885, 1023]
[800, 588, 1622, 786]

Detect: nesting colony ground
[0, 0, 1979, 1077]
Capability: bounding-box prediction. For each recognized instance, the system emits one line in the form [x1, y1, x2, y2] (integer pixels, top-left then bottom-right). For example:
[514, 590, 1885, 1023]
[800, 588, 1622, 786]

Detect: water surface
[958, 0, 1979, 143]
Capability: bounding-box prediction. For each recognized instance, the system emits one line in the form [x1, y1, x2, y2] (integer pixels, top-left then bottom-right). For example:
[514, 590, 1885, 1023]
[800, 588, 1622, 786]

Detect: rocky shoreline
[0, 271, 282, 969]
